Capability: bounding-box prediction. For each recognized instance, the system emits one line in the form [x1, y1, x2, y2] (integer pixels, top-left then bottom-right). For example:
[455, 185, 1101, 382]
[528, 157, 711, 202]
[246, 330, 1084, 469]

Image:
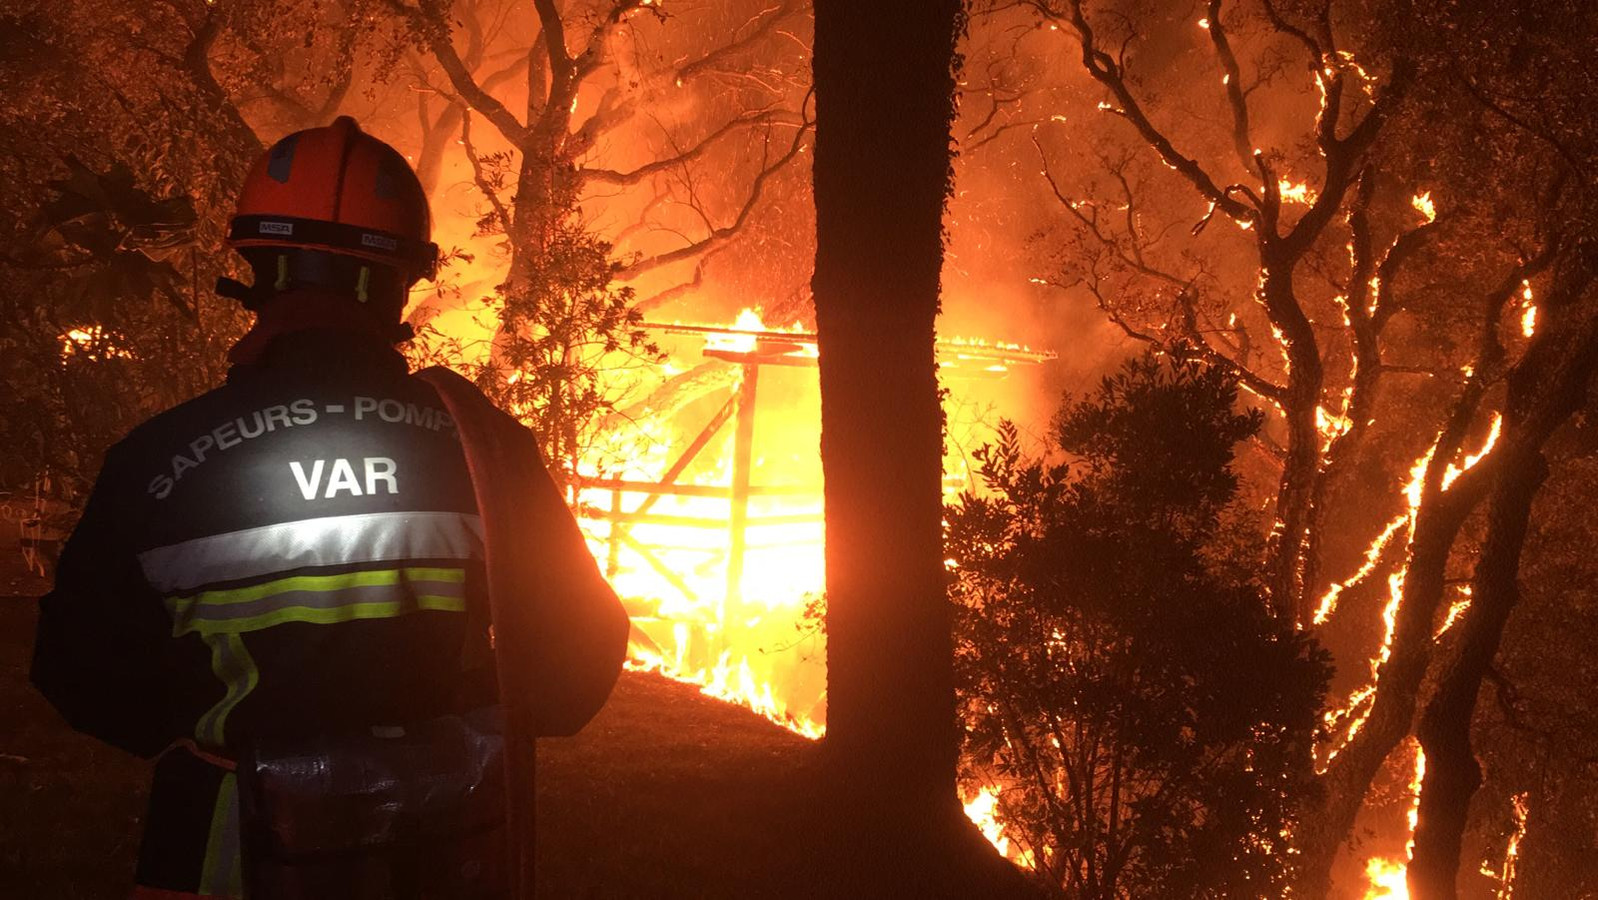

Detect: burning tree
[385, 0, 812, 477]
[958, 0, 1598, 894]
[0, 2, 264, 503]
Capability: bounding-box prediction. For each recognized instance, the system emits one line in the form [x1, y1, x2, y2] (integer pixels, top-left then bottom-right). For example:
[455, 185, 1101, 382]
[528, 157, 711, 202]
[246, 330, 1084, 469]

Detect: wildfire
[1279, 178, 1319, 205]
[1316, 397, 1354, 450]
[1361, 743, 1426, 900]
[1519, 280, 1537, 338]
[1411, 191, 1437, 224]
[565, 306, 1050, 748]
[961, 784, 1037, 869]
[1319, 415, 1502, 762]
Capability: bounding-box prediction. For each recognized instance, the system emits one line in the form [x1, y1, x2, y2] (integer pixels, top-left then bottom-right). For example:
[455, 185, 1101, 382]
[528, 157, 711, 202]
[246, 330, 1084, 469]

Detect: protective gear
[217, 116, 439, 313]
[230, 116, 438, 279]
[32, 326, 627, 898]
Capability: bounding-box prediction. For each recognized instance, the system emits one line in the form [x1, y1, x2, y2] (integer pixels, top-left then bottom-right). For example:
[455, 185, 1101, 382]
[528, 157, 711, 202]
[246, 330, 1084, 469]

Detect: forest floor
[0, 549, 833, 898]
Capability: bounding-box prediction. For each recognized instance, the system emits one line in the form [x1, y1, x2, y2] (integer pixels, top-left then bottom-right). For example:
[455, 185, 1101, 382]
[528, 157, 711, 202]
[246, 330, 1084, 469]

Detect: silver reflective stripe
[137, 511, 483, 594]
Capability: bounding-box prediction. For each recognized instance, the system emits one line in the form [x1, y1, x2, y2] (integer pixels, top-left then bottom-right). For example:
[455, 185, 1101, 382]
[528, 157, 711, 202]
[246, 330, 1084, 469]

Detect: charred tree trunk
[1409, 242, 1598, 899]
[1293, 477, 1489, 897]
[1409, 449, 1547, 900]
[812, 0, 1020, 894]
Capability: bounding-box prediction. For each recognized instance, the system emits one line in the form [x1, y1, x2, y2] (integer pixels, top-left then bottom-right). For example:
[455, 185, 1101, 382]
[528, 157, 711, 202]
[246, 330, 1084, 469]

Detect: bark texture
[1408, 451, 1546, 900]
[812, 0, 1014, 894]
[1408, 240, 1598, 899]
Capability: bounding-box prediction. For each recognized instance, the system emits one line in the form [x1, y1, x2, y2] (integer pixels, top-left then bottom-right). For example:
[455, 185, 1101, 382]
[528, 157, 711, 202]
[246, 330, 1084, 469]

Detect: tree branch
[615, 111, 811, 281]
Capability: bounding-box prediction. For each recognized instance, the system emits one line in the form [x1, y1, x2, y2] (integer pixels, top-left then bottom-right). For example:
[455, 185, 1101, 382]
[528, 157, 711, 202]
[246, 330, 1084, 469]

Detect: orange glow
[1412, 191, 1437, 223]
[1279, 178, 1318, 205]
[1361, 743, 1425, 900]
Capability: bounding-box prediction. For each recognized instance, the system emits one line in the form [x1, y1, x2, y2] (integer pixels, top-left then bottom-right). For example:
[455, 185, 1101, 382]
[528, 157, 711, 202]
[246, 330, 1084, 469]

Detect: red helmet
[228, 116, 438, 281]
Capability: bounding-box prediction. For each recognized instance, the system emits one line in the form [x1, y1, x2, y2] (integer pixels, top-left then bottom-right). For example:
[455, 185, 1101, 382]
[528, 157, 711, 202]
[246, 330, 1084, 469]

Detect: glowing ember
[1437, 585, 1472, 637]
[1279, 178, 1318, 205]
[1520, 280, 1537, 338]
[1411, 191, 1437, 223]
[58, 325, 131, 360]
[1360, 743, 1425, 900]
[1320, 416, 1502, 761]
[1481, 791, 1529, 898]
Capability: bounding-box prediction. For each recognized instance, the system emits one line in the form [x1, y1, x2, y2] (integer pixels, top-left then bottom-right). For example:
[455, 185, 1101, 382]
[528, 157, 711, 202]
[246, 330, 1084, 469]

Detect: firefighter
[31, 116, 628, 898]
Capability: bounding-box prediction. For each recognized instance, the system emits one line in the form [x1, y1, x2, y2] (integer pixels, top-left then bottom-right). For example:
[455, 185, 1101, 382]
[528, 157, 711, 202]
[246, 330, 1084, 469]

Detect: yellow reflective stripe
[183, 594, 465, 636]
[176, 566, 466, 607]
[196, 634, 257, 746]
[165, 566, 468, 636]
[197, 772, 242, 897]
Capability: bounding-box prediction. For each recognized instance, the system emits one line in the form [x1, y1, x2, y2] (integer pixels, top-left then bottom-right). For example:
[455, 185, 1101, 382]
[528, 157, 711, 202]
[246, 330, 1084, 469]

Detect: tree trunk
[1409, 242, 1598, 896]
[812, 0, 1014, 894]
[1409, 449, 1547, 900]
[1292, 461, 1496, 897]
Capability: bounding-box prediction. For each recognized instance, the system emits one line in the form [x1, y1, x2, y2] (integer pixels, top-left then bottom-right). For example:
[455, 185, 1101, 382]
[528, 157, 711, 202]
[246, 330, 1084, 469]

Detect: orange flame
[1361, 743, 1425, 900]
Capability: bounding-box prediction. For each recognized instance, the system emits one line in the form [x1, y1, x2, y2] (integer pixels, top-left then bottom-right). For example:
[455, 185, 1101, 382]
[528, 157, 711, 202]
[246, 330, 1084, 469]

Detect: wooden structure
[574, 320, 1054, 628]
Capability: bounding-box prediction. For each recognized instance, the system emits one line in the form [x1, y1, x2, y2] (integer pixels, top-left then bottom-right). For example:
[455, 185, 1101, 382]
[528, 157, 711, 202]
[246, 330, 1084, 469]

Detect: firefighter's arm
[521, 449, 631, 736]
[30, 449, 172, 758]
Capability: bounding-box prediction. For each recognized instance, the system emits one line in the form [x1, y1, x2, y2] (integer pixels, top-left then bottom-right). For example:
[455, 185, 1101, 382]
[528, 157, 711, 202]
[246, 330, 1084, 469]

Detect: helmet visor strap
[243, 248, 408, 316]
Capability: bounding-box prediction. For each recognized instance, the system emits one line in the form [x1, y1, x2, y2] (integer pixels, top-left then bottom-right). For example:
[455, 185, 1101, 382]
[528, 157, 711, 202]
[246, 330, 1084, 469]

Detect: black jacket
[32, 329, 499, 895]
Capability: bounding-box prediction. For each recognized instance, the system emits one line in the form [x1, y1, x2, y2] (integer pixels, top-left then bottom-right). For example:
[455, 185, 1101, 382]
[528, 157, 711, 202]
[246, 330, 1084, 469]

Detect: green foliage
[461, 148, 662, 483]
[0, 156, 248, 509]
[479, 219, 662, 481]
[948, 352, 1330, 898]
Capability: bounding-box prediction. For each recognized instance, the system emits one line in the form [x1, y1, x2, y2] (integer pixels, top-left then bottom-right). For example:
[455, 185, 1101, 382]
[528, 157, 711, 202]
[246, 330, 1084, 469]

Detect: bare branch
[1205, 0, 1263, 176]
[461, 110, 511, 237]
[1044, 0, 1257, 224]
[615, 113, 811, 281]
[385, 0, 529, 144]
[566, 0, 803, 158]
[580, 108, 800, 187]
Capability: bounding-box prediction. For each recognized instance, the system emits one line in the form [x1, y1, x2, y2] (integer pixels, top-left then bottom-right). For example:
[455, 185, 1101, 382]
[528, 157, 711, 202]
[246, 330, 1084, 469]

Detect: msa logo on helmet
[258, 221, 295, 236]
[361, 233, 398, 251]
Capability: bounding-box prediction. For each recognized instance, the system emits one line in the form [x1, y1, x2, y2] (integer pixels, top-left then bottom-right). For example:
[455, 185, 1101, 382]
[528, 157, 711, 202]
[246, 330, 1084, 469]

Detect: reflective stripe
[137, 511, 483, 594]
[196, 633, 257, 752]
[167, 567, 467, 636]
[196, 772, 242, 897]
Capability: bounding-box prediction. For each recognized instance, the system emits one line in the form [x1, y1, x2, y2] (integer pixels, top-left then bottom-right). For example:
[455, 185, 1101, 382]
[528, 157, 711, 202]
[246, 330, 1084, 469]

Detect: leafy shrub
[949, 352, 1330, 898]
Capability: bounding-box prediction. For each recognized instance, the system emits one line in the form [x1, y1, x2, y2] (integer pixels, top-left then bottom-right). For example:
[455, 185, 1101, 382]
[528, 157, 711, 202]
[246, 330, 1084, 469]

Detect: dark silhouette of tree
[949, 353, 1330, 898]
[812, 0, 1026, 894]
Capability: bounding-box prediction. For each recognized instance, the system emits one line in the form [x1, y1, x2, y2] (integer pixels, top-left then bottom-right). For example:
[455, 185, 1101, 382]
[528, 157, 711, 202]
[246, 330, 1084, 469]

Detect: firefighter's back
[106, 330, 495, 896]
[125, 329, 488, 746]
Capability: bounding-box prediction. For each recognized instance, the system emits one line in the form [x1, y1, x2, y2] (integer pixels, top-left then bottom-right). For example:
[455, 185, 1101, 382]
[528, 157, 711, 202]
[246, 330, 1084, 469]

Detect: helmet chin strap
[220, 248, 411, 313]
